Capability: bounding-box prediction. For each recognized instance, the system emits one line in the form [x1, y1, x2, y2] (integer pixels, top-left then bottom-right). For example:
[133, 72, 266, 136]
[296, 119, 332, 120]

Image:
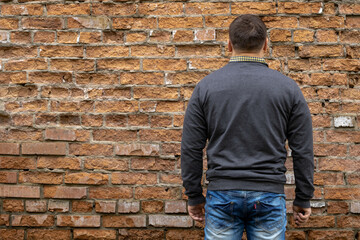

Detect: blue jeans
[205, 190, 286, 240]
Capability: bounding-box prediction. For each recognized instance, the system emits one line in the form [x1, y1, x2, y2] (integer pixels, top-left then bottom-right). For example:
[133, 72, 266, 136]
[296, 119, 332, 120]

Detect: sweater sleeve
[287, 84, 315, 208]
[181, 85, 207, 206]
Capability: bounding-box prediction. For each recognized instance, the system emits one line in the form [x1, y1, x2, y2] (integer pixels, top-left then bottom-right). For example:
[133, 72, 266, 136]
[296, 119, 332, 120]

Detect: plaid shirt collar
[230, 56, 267, 65]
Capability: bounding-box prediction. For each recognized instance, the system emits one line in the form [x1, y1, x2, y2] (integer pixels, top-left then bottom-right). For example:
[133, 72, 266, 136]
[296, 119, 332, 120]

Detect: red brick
[113, 17, 156, 30]
[50, 59, 94, 71]
[346, 16, 360, 28]
[143, 59, 187, 71]
[0, 18, 19, 29]
[103, 215, 146, 228]
[159, 17, 203, 29]
[2, 199, 24, 212]
[0, 214, 9, 226]
[166, 230, 204, 240]
[115, 143, 159, 156]
[0, 229, 24, 240]
[0, 156, 36, 169]
[278, 2, 321, 14]
[73, 229, 117, 240]
[308, 230, 354, 240]
[319, 158, 360, 172]
[337, 215, 360, 228]
[5, 59, 48, 71]
[0, 185, 40, 198]
[0, 143, 20, 155]
[103, 31, 125, 44]
[149, 215, 193, 228]
[84, 157, 128, 171]
[97, 59, 140, 71]
[25, 200, 47, 213]
[261, 16, 298, 28]
[48, 200, 69, 212]
[38, 156, 81, 170]
[19, 171, 63, 184]
[34, 31, 55, 43]
[118, 201, 140, 213]
[119, 229, 164, 240]
[22, 17, 63, 29]
[140, 129, 182, 141]
[327, 201, 349, 214]
[141, 200, 164, 213]
[27, 229, 71, 240]
[232, 2, 276, 14]
[326, 130, 360, 143]
[131, 157, 175, 171]
[121, 72, 163, 85]
[288, 216, 335, 228]
[324, 187, 360, 200]
[89, 187, 132, 199]
[270, 29, 291, 42]
[69, 143, 113, 156]
[347, 173, 360, 185]
[0, 172, 17, 183]
[135, 187, 180, 200]
[299, 45, 343, 58]
[22, 142, 66, 155]
[72, 200, 93, 213]
[57, 215, 100, 227]
[313, 144, 347, 157]
[11, 215, 54, 227]
[94, 201, 116, 213]
[44, 186, 87, 199]
[173, 30, 194, 42]
[0, 72, 27, 84]
[165, 200, 187, 213]
[65, 172, 109, 185]
[300, 16, 344, 29]
[47, 3, 90, 15]
[314, 172, 344, 185]
[0, 46, 37, 59]
[139, 3, 184, 15]
[79, 31, 101, 43]
[93, 3, 136, 16]
[177, 45, 221, 57]
[2, 4, 43, 15]
[112, 172, 157, 185]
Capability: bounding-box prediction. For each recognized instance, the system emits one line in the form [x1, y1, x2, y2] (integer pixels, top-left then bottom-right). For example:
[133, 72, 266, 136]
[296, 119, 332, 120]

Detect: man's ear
[263, 38, 268, 51]
[228, 40, 233, 53]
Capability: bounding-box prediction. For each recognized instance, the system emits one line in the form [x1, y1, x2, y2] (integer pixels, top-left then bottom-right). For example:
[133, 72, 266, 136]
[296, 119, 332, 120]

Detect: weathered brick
[278, 2, 321, 14]
[48, 200, 69, 212]
[25, 200, 47, 213]
[112, 172, 157, 185]
[288, 216, 335, 228]
[347, 173, 360, 185]
[69, 143, 113, 156]
[159, 17, 203, 29]
[93, 3, 136, 16]
[47, 4, 90, 15]
[325, 187, 360, 200]
[38, 156, 81, 170]
[22, 17, 63, 29]
[0, 72, 27, 84]
[86, 46, 129, 58]
[300, 16, 344, 29]
[50, 59, 94, 71]
[346, 16, 360, 28]
[118, 201, 140, 213]
[140, 3, 183, 15]
[299, 45, 343, 58]
[165, 200, 187, 213]
[68, 17, 110, 29]
[270, 29, 291, 42]
[316, 30, 338, 43]
[149, 215, 192, 228]
[93, 129, 137, 142]
[118, 229, 164, 240]
[0, 229, 24, 240]
[57, 215, 100, 227]
[2, 199, 24, 212]
[113, 17, 156, 30]
[22, 142, 66, 155]
[103, 215, 146, 228]
[73, 229, 117, 240]
[79, 31, 101, 43]
[0, 46, 37, 59]
[0, 18, 19, 29]
[0, 214, 9, 226]
[115, 143, 159, 156]
[65, 172, 109, 185]
[166, 230, 204, 240]
[57, 31, 77, 43]
[308, 230, 354, 240]
[84, 158, 128, 171]
[327, 201, 349, 214]
[261, 16, 297, 28]
[27, 229, 71, 240]
[97, 59, 140, 71]
[173, 30, 194, 42]
[135, 187, 180, 200]
[0, 172, 17, 183]
[95, 200, 116, 213]
[0, 156, 36, 169]
[337, 215, 360, 228]
[0, 185, 40, 198]
[34, 31, 55, 43]
[143, 59, 187, 71]
[44, 186, 87, 199]
[131, 157, 175, 171]
[141, 200, 164, 213]
[5, 59, 48, 71]
[0, 143, 20, 155]
[89, 187, 132, 199]
[232, 2, 276, 15]
[19, 171, 63, 184]
[72, 200, 93, 213]
[11, 215, 54, 227]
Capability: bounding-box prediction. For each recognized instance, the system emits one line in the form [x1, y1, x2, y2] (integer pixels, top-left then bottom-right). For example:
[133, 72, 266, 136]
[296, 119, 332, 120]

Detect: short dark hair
[229, 14, 267, 53]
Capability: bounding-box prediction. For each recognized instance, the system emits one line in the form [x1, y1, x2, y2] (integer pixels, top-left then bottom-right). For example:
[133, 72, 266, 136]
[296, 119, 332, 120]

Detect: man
[181, 14, 314, 240]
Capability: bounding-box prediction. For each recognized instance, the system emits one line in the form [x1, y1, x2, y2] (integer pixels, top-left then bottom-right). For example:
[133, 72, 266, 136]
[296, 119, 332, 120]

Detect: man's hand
[293, 205, 311, 226]
[188, 202, 205, 223]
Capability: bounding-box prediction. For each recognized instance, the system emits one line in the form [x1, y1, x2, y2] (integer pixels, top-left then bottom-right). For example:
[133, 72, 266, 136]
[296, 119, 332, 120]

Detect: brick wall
[0, 0, 359, 239]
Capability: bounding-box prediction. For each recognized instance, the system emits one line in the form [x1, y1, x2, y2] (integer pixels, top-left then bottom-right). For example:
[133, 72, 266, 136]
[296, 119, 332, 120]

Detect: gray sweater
[181, 59, 314, 208]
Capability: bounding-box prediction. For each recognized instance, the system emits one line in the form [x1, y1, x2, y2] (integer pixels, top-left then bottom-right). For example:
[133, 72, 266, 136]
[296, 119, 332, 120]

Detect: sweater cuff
[188, 195, 206, 206]
[293, 197, 311, 208]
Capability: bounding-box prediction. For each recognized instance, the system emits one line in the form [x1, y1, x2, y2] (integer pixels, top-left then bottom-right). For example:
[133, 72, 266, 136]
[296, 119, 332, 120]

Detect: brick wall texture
[0, 0, 359, 239]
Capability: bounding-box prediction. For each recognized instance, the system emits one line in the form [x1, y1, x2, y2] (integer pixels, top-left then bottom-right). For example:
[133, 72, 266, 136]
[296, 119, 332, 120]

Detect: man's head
[229, 14, 267, 54]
